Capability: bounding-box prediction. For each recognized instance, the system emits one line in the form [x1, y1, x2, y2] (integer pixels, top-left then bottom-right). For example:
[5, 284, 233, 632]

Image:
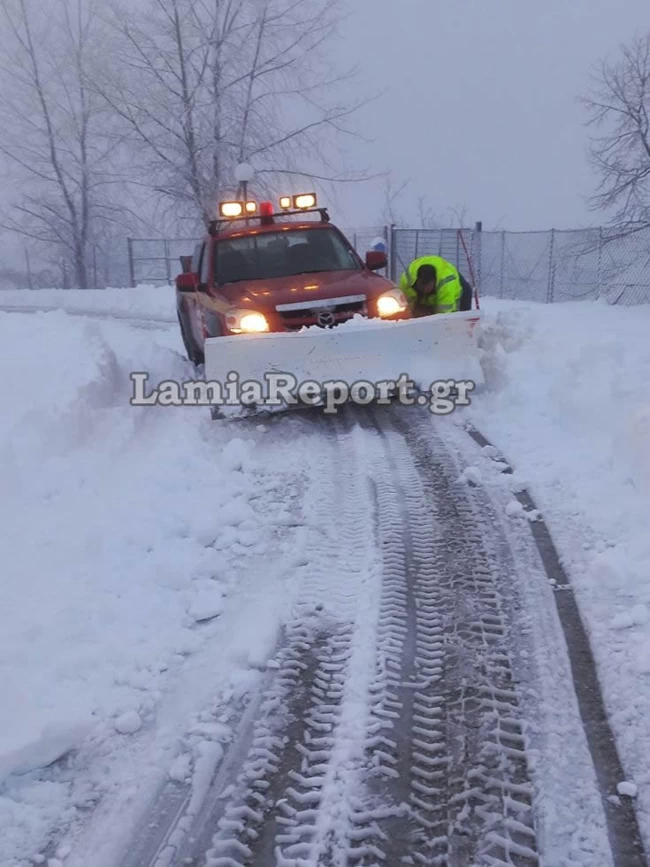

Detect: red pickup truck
[175, 196, 409, 365]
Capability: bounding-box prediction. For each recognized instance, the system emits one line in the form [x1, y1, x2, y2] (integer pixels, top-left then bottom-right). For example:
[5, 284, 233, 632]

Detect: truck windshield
[214, 228, 360, 284]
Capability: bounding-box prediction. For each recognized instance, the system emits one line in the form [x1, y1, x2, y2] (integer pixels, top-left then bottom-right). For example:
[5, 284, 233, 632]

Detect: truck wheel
[177, 310, 204, 367]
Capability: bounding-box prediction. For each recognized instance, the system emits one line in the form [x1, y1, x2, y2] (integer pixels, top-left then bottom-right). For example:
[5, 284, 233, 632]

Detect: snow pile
[472, 297, 650, 813]
[0, 310, 299, 865]
[0, 285, 176, 321]
[475, 297, 650, 500]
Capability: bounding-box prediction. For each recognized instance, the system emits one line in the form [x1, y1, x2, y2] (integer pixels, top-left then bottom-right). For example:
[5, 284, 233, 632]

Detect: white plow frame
[204, 311, 483, 399]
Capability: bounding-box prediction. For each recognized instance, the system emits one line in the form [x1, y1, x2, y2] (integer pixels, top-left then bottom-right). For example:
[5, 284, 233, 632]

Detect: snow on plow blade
[204, 312, 482, 413]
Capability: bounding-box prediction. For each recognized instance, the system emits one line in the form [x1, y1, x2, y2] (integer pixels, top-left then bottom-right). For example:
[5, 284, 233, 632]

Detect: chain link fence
[5, 224, 650, 305]
[389, 227, 482, 285]
[483, 227, 650, 305]
[392, 226, 650, 305]
[126, 227, 390, 286]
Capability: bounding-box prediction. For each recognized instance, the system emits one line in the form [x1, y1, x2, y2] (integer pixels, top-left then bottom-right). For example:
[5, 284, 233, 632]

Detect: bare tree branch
[0, 0, 128, 286]
[581, 33, 650, 231]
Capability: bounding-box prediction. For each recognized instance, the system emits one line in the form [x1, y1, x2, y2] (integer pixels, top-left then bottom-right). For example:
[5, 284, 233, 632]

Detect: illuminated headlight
[226, 309, 270, 333]
[377, 289, 408, 317]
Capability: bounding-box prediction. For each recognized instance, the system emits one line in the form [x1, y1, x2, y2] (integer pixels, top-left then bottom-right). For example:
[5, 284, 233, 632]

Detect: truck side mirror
[176, 273, 198, 292]
[366, 251, 387, 271]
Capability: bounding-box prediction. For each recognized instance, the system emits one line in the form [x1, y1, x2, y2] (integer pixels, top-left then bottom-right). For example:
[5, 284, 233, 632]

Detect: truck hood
[215, 269, 394, 310]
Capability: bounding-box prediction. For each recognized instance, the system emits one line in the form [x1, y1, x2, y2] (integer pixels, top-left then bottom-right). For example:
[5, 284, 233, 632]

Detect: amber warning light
[219, 201, 259, 218]
[278, 193, 317, 210]
[294, 193, 316, 210]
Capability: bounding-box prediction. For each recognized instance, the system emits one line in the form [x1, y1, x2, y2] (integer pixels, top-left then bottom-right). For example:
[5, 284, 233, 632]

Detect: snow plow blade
[204, 311, 482, 415]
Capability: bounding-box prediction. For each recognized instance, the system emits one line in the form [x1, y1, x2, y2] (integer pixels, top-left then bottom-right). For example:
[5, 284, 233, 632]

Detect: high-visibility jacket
[399, 255, 463, 313]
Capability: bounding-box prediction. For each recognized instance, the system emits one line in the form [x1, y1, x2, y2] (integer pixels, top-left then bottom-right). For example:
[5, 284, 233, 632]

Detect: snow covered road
[1, 296, 650, 866]
[103, 405, 643, 867]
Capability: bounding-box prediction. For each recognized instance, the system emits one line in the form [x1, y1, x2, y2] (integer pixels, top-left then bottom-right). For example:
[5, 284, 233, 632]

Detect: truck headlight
[226, 309, 270, 333]
[377, 289, 408, 317]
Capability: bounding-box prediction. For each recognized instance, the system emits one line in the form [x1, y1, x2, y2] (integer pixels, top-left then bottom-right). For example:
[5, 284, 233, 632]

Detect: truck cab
[175, 195, 409, 365]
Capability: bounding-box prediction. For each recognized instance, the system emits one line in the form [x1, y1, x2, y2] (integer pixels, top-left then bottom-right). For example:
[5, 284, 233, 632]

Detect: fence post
[547, 229, 556, 303]
[596, 226, 604, 298]
[499, 230, 506, 298]
[389, 224, 397, 281]
[25, 249, 33, 290]
[474, 221, 482, 296]
[415, 229, 421, 259]
[127, 238, 136, 288]
[164, 239, 172, 285]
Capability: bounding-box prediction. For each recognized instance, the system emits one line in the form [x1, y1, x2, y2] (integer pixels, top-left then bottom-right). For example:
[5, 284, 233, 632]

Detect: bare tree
[417, 196, 440, 230]
[0, 0, 125, 287]
[582, 33, 650, 230]
[381, 175, 409, 226]
[94, 0, 369, 228]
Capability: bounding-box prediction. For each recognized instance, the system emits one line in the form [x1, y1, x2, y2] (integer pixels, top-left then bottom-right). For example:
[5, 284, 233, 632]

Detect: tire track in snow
[461, 422, 647, 867]
[116, 401, 633, 867]
[346, 406, 540, 866]
[167, 415, 383, 866]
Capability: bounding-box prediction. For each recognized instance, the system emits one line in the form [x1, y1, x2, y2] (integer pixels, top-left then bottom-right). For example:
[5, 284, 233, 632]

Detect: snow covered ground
[0, 307, 314, 866]
[1, 291, 650, 863]
[470, 298, 650, 834]
[0, 286, 176, 322]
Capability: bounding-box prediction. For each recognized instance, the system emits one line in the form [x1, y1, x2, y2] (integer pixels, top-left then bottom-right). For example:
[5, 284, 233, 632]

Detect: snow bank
[472, 297, 650, 819]
[0, 285, 176, 321]
[0, 310, 299, 865]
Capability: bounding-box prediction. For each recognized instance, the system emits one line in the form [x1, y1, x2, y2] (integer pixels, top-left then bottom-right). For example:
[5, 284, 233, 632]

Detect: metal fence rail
[7, 223, 649, 304]
[126, 226, 391, 287]
[391, 226, 650, 305]
[389, 226, 482, 285]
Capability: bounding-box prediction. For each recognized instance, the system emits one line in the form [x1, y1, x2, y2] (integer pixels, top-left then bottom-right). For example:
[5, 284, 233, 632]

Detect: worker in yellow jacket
[399, 255, 473, 315]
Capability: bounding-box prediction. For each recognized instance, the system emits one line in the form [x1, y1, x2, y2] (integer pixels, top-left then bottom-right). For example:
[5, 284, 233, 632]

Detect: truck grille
[275, 294, 367, 331]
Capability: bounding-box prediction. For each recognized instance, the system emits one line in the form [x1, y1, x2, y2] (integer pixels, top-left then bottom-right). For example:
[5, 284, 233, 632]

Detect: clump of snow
[0, 713, 94, 780]
[617, 781, 638, 798]
[169, 753, 192, 783]
[611, 605, 649, 630]
[221, 437, 254, 472]
[459, 466, 482, 486]
[114, 711, 143, 735]
[187, 741, 225, 814]
[187, 581, 226, 623]
[505, 500, 525, 518]
[613, 405, 650, 495]
[635, 645, 650, 675]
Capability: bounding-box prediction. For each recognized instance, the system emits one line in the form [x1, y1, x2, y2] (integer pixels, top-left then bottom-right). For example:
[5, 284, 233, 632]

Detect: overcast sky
[332, 0, 650, 231]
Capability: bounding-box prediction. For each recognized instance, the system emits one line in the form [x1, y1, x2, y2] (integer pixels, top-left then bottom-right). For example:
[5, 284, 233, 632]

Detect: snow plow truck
[175, 193, 482, 415]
